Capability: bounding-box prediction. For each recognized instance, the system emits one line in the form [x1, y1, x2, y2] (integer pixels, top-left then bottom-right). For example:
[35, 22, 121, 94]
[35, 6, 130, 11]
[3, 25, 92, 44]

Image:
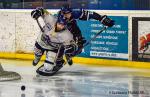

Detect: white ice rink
[0, 59, 150, 97]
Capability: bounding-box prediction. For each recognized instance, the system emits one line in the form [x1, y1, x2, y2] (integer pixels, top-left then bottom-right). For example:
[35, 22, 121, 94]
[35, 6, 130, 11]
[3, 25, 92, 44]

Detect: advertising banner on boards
[77, 16, 128, 60]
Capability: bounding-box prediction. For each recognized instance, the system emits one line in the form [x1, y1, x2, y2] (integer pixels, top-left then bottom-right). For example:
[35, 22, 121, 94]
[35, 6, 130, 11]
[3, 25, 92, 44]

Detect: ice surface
[0, 59, 150, 97]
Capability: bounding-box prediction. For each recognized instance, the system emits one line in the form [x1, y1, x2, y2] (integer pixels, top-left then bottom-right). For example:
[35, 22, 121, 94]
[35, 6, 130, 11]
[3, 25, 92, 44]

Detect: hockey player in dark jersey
[58, 4, 115, 65]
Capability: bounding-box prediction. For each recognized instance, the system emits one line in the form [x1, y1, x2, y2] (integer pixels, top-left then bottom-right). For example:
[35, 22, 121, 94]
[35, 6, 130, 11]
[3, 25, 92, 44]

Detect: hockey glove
[73, 37, 86, 55]
[75, 36, 86, 47]
[65, 43, 78, 57]
[31, 7, 44, 20]
[101, 15, 115, 27]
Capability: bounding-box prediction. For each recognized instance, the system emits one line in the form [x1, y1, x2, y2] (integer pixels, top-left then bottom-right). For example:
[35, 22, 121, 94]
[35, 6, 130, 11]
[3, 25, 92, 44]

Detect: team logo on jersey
[46, 23, 52, 31]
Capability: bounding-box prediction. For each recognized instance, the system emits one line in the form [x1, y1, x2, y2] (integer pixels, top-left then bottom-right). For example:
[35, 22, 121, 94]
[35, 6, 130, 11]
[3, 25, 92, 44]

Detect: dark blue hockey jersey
[58, 8, 102, 21]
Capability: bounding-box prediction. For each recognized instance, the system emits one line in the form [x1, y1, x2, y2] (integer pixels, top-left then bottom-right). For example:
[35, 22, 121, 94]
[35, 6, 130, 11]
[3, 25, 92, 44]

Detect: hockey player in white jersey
[31, 8, 77, 76]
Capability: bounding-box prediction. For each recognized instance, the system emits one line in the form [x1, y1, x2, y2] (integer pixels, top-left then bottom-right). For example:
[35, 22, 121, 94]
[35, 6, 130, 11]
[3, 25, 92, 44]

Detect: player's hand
[65, 43, 78, 56]
[31, 7, 44, 20]
[75, 36, 86, 46]
[101, 15, 115, 27]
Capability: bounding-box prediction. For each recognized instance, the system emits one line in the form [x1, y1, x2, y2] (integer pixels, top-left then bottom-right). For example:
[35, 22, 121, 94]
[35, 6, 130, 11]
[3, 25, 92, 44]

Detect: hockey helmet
[61, 4, 72, 14]
[57, 16, 67, 25]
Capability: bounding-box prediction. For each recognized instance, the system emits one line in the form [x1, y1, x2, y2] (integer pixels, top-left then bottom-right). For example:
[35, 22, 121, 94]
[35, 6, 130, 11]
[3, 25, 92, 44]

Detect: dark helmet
[61, 4, 72, 14]
[57, 15, 66, 25]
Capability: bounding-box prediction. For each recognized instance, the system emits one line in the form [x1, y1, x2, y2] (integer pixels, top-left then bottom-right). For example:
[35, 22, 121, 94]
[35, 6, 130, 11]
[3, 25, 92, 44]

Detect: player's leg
[36, 50, 57, 76]
[33, 42, 45, 66]
[37, 45, 65, 76]
[65, 43, 78, 65]
[65, 54, 73, 65]
[52, 46, 65, 71]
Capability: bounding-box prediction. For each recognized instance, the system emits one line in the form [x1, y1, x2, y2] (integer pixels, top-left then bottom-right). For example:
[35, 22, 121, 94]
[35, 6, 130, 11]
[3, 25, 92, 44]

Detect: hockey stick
[74, 26, 108, 55]
[84, 26, 107, 47]
[36, 19, 44, 32]
[36, 18, 106, 66]
[65, 26, 107, 66]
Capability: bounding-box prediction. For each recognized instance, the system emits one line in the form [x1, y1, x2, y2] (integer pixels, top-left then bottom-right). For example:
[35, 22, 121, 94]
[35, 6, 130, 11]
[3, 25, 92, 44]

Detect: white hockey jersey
[36, 14, 74, 50]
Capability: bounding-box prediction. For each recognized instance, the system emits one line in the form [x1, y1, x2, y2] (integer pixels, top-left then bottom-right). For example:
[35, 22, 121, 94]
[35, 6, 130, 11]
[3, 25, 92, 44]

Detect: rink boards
[0, 9, 150, 68]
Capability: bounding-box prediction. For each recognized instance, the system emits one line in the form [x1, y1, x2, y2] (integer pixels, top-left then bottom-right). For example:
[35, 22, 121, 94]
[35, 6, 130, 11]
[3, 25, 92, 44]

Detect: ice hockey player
[58, 4, 115, 65]
[31, 8, 77, 76]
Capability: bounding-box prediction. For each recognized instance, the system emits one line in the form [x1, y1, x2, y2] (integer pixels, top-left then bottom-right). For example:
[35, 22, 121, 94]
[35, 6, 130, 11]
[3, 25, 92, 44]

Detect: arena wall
[0, 9, 150, 68]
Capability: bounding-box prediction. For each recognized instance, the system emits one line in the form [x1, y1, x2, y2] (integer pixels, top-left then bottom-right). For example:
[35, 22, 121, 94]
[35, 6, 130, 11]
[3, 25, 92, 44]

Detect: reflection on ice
[0, 59, 150, 97]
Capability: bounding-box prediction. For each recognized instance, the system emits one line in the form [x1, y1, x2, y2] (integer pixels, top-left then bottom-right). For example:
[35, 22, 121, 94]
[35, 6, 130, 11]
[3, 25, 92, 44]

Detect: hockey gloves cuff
[101, 15, 115, 27]
[31, 7, 44, 20]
